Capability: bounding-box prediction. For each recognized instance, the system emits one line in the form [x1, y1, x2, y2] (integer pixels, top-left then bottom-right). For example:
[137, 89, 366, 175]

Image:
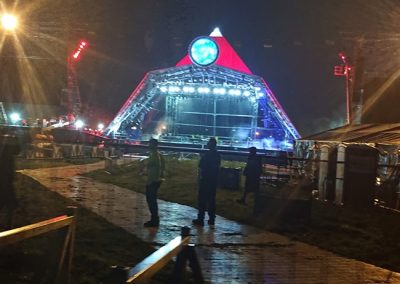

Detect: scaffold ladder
[0, 102, 8, 125]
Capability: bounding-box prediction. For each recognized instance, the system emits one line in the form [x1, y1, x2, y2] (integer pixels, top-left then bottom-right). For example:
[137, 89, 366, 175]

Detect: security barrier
[109, 227, 203, 284]
[0, 207, 77, 284]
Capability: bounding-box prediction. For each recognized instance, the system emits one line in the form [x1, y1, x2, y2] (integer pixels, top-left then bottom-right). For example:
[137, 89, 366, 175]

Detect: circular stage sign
[189, 37, 219, 66]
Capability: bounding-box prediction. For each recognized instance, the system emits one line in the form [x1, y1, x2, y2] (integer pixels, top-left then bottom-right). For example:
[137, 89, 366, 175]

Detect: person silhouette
[143, 138, 165, 227]
[237, 147, 262, 205]
[0, 131, 21, 229]
[193, 137, 221, 226]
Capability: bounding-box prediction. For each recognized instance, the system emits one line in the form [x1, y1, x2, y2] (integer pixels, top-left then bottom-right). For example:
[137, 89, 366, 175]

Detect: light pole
[334, 52, 354, 125]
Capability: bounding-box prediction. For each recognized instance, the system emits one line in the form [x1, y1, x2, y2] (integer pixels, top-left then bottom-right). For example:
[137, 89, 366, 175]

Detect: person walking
[143, 138, 165, 227]
[193, 137, 221, 226]
[0, 131, 21, 229]
[237, 147, 262, 205]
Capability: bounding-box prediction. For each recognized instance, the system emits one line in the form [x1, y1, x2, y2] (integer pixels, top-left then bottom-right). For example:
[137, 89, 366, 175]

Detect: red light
[334, 65, 345, 76]
[71, 40, 88, 60]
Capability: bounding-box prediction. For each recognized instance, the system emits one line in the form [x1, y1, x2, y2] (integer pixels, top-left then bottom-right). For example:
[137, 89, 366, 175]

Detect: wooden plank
[127, 236, 190, 283]
[0, 215, 74, 246]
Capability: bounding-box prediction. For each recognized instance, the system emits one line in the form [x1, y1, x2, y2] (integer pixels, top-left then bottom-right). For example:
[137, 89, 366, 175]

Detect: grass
[0, 172, 181, 283]
[16, 157, 103, 170]
[85, 156, 400, 273]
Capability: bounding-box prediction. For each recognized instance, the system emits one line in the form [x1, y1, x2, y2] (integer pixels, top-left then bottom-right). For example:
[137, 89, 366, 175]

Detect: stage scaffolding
[105, 64, 299, 150]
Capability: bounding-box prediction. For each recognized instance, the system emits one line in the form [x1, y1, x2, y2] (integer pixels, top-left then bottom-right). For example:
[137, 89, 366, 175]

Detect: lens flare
[1, 14, 18, 31]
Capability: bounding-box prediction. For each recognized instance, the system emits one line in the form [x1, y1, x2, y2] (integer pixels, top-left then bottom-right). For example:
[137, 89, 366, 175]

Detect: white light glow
[10, 112, 21, 123]
[210, 27, 223, 37]
[228, 89, 241, 96]
[198, 87, 210, 94]
[243, 90, 251, 97]
[1, 14, 18, 31]
[97, 123, 104, 130]
[160, 86, 168, 93]
[257, 92, 264, 98]
[183, 86, 195, 93]
[213, 88, 227, 95]
[75, 119, 84, 129]
[167, 86, 181, 93]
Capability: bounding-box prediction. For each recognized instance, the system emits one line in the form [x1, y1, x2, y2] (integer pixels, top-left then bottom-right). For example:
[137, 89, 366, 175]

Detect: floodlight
[10, 112, 21, 123]
[75, 119, 84, 129]
[1, 14, 18, 31]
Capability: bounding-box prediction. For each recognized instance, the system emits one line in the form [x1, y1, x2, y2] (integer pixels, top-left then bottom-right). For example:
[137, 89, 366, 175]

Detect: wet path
[21, 162, 400, 283]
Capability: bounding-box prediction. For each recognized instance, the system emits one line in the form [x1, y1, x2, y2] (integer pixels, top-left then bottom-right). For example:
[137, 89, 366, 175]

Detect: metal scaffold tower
[0, 102, 8, 124]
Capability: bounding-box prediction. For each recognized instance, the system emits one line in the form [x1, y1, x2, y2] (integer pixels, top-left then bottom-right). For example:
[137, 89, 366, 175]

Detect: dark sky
[2, 0, 400, 135]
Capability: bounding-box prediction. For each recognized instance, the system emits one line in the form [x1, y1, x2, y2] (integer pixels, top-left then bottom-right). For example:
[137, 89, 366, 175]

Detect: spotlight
[1, 14, 18, 31]
[75, 119, 84, 129]
[10, 112, 21, 123]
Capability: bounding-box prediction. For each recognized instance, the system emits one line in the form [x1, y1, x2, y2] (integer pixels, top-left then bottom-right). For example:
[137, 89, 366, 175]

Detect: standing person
[143, 138, 165, 228]
[237, 147, 262, 205]
[0, 131, 21, 229]
[193, 137, 221, 226]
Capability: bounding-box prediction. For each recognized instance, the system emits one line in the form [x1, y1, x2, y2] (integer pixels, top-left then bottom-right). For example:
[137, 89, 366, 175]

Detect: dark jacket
[243, 154, 262, 178]
[199, 149, 221, 183]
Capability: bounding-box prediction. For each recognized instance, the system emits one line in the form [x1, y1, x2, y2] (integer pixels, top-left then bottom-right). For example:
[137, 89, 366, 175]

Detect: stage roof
[298, 123, 400, 145]
[176, 28, 252, 74]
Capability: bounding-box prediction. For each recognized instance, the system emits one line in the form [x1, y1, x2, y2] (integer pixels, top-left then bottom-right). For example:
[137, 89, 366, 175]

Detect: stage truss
[105, 64, 299, 150]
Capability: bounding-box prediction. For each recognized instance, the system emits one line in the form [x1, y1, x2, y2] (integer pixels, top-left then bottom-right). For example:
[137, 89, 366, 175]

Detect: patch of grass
[0, 173, 178, 283]
[85, 157, 400, 272]
[16, 158, 103, 170]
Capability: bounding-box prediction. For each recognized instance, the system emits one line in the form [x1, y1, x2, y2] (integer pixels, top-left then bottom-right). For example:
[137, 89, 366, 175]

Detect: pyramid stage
[105, 28, 299, 151]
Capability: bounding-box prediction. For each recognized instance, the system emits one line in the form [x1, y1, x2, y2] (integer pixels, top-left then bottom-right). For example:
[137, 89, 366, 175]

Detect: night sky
[1, 0, 400, 136]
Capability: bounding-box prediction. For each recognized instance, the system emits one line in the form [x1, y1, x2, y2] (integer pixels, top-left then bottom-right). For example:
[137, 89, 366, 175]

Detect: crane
[62, 40, 88, 123]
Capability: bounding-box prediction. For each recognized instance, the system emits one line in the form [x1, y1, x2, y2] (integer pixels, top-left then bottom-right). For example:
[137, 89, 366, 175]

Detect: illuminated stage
[105, 28, 300, 150]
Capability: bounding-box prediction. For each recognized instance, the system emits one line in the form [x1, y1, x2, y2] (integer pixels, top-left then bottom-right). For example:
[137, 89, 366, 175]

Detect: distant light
[75, 119, 84, 129]
[243, 90, 251, 97]
[160, 86, 168, 93]
[255, 131, 260, 136]
[257, 92, 264, 98]
[97, 123, 104, 130]
[71, 40, 88, 61]
[198, 87, 210, 94]
[183, 86, 195, 93]
[10, 112, 21, 123]
[1, 14, 18, 31]
[228, 89, 241, 96]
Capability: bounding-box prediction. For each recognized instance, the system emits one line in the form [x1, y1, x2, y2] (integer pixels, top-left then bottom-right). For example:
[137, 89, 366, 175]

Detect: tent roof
[298, 123, 400, 145]
[176, 28, 252, 74]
